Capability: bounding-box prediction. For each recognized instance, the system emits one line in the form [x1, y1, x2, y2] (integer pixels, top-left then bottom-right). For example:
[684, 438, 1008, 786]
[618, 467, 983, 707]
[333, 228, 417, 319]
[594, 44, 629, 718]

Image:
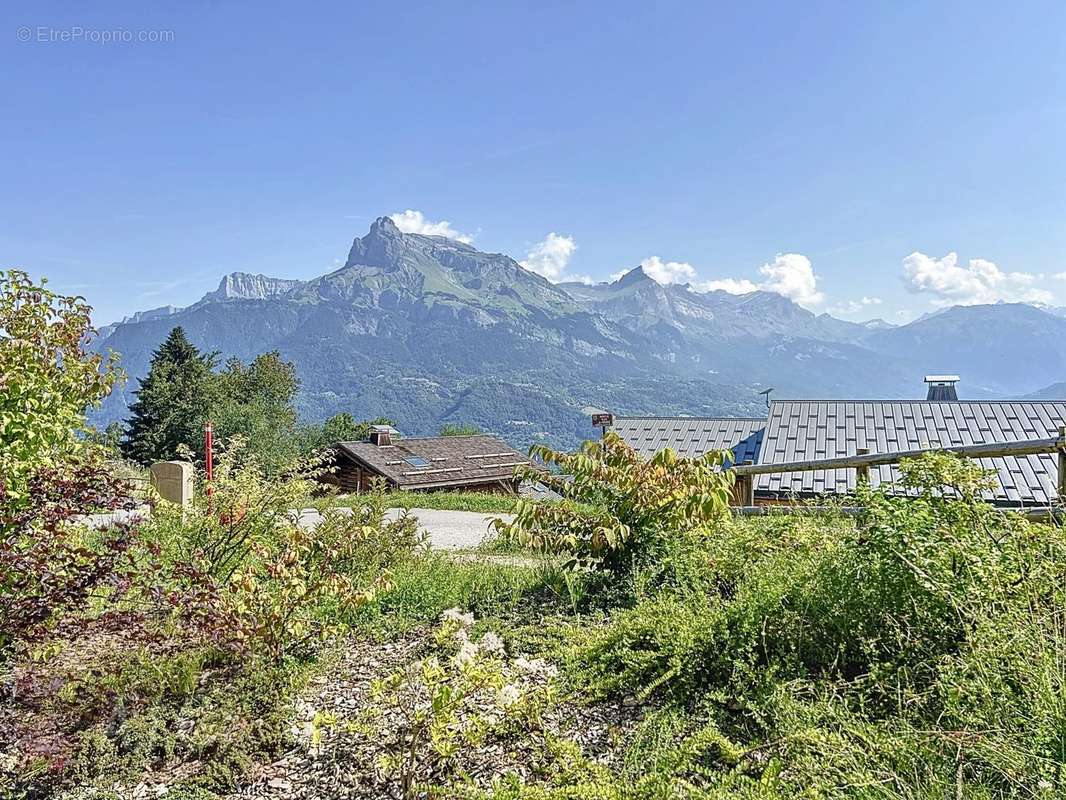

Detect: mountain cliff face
[95, 219, 763, 447]
[203, 273, 305, 302]
[92, 219, 1066, 447]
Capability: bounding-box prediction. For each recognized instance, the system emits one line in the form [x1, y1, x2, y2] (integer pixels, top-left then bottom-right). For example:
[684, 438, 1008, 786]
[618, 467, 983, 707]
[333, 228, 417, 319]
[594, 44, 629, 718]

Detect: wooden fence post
[737, 460, 755, 507]
[855, 448, 869, 489]
[1058, 426, 1066, 505]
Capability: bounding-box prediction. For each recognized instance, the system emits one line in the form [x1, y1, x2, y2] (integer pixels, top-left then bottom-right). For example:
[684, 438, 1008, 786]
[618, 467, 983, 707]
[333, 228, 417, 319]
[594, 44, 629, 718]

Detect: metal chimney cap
[924, 375, 960, 384]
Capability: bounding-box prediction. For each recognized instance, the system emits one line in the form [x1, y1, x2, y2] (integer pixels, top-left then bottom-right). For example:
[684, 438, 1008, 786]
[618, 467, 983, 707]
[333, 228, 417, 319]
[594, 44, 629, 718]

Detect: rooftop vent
[369, 425, 396, 447]
[924, 375, 960, 401]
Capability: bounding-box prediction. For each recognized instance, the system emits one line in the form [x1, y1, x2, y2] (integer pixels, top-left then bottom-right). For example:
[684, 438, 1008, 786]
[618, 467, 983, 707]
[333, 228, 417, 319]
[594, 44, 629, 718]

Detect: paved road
[293, 507, 513, 550]
[385, 508, 512, 549]
[83, 506, 511, 552]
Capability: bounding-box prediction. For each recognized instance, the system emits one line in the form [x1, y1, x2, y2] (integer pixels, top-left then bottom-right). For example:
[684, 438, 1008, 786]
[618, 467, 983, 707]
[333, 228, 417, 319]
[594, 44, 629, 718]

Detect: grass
[349, 551, 551, 632]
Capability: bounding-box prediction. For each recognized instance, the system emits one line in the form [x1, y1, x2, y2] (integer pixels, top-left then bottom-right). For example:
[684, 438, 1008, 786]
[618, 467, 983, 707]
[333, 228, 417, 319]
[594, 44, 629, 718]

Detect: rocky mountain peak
[344, 215, 416, 269]
[613, 265, 654, 287]
[204, 272, 303, 302]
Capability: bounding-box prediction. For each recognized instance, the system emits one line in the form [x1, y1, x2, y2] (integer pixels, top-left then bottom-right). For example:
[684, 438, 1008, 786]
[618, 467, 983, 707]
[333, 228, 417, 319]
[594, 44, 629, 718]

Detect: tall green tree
[440, 422, 481, 436]
[296, 413, 394, 457]
[211, 351, 301, 473]
[121, 327, 216, 465]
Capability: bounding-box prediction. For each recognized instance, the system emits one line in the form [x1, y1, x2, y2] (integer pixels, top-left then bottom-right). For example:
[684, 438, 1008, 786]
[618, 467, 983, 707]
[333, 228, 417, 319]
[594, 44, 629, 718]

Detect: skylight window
[404, 456, 430, 468]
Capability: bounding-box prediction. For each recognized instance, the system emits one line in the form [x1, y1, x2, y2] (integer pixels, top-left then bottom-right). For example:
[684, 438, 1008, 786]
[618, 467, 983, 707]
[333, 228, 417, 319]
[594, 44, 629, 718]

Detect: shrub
[314, 609, 556, 800]
[496, 433, 733, 581]
[564, 454, 1066, 796]
[0, 271, 142, 659]
[15, 642, 315, 797]
[141, 438, 421, 661]
[0, 460, 139, 657]
[0, 269, 121, 515]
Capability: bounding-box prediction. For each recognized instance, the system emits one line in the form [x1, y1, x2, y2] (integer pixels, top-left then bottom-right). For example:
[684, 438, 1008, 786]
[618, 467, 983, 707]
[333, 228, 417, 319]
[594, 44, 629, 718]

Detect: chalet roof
[611, 416, 765, 465]
[335, 434, 532, 490]
[757, 400, 1066, 506]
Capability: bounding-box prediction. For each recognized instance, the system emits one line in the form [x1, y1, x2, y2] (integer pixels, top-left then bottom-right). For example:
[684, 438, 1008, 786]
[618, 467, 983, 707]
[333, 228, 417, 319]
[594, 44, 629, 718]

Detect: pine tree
[121, 327, 216, 465]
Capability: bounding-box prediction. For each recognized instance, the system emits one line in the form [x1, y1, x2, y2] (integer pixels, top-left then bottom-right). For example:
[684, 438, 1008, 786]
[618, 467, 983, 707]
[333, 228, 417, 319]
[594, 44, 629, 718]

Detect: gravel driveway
[82, 506, 511, 552]
[291, 507, 512, 550]
[383, 507, 511, 549]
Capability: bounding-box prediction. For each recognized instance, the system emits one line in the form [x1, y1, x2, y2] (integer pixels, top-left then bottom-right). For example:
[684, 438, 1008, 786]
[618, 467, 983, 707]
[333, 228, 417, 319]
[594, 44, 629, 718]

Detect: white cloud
[1054, 272, 1066, 281]
[756, 253, 824, 306]
[829, 296, 882, 316]
[692, 253, 824, 308]
[639, 256, 697, 285]
[390, 209, 474, 243]
[902, 251, 1053, 306]
[696, 277, 760, 294]
[520, 232, 578, 282]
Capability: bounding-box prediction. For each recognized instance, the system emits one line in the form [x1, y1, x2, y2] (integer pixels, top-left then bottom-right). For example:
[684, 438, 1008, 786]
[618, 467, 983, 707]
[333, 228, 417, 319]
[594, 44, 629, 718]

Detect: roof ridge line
[396, 434, 501, 441]
[770, 399, 1066, 404]
[613, 416, 766, 421]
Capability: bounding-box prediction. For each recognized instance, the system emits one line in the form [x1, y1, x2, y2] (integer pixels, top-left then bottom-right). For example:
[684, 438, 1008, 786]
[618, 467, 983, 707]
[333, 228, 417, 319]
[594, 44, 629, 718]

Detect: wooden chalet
[324, 426, 532, 494]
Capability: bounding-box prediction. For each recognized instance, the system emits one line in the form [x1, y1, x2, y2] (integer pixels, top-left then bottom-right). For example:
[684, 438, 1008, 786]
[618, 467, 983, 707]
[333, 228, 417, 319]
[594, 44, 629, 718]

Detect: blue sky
[3, 1, 1065, 324]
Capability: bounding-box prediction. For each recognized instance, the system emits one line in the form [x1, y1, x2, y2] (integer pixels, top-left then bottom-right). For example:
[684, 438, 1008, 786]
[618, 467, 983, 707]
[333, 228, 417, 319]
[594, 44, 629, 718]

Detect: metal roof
[336, 434, 532, 490]
[611, 416, 765, 465]
[757, 400, 1066, 506]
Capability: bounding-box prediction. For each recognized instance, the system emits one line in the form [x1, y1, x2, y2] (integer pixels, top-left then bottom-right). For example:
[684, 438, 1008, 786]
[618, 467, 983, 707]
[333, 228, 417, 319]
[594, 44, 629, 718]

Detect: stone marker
[150, 460, 194, 506]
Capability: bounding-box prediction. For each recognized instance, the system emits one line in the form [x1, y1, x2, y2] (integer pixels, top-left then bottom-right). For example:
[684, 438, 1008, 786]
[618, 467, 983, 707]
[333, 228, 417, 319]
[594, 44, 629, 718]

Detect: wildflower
[514, 656, 557, 678]
[498, 683, 522, 708]
[478, 631, 505, 658]
[454, 638, 479, 667]
[441, 607, 475, 628]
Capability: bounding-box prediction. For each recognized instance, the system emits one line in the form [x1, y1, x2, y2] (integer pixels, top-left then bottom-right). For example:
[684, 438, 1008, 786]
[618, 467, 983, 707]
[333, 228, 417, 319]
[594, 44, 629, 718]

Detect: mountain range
[91, 217, 1066, 448]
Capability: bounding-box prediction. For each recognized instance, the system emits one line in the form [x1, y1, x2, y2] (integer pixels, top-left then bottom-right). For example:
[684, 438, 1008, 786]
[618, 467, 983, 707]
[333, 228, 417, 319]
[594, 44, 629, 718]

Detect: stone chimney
[924, 375, 960, 401]
[369, 425, 394, 446]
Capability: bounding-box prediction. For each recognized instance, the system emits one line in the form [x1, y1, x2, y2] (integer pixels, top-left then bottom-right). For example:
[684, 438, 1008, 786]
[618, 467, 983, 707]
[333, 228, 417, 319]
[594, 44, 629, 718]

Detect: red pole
[205, 421, 214, 497]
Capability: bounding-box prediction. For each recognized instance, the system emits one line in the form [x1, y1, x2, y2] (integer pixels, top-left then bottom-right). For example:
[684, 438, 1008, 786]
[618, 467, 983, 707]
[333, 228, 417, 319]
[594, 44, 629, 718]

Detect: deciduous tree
[0, 270, 120, 516]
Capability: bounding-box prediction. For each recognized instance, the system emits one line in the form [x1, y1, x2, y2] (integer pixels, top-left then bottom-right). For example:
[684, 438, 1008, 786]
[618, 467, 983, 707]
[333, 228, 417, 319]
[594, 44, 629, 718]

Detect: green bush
[563, 454, 1066, 797]
[139, 438, 421, 661]
[0, 270, 120, 514]
[496, 433, 733, 583]
[59, 650, 313, 797]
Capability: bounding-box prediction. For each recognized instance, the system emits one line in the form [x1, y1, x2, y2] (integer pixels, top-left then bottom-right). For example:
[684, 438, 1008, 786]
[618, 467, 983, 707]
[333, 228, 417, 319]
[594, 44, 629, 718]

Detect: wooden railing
[730, 426, 1066, 507]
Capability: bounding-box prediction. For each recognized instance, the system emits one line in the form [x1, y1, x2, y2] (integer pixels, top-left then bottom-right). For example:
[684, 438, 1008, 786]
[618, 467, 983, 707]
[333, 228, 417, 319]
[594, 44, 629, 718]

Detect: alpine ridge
[92, 219, 1066, 447]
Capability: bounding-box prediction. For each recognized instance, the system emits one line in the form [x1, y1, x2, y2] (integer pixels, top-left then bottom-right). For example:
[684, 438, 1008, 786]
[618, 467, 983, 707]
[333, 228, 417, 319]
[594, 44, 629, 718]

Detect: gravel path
[384, 507, 510, 549]
[231, 629, 637, 799]
[292, 507, 513, 551]
[82, 506, 510, 551]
